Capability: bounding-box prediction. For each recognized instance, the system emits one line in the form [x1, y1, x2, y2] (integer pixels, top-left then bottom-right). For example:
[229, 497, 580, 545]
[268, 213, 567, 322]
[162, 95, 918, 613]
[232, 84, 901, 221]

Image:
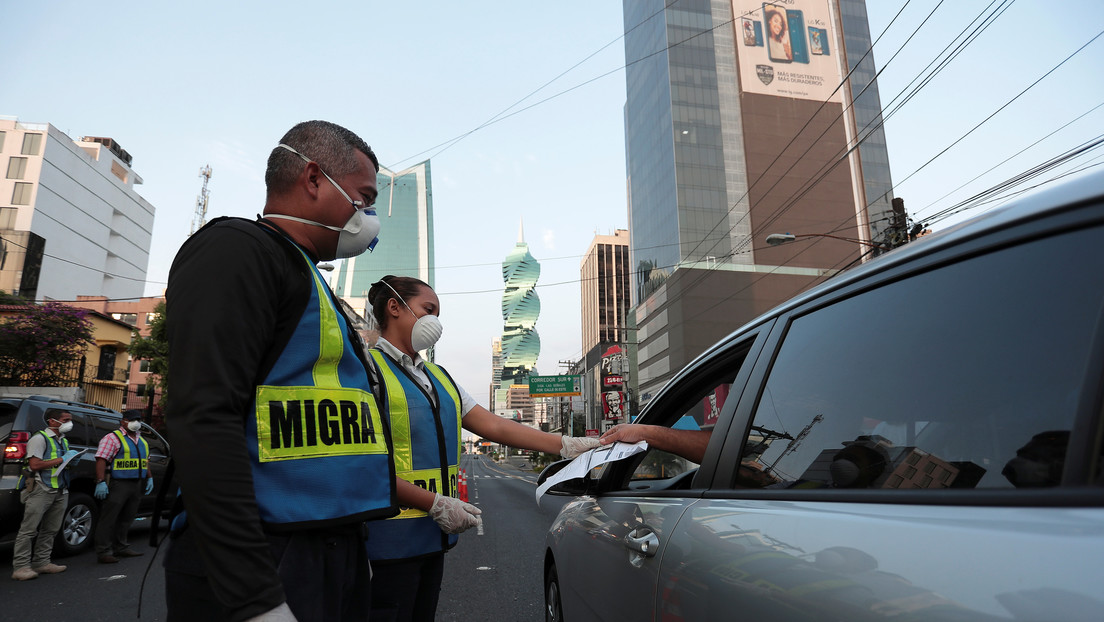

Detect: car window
[0, 402, 17, 440]
[740, 225, 1104, 491]
[89, 414, 123, 446]
[64, 412, 96, 447]
[624, 339, 757, 486]
[140, 424, 169, 458]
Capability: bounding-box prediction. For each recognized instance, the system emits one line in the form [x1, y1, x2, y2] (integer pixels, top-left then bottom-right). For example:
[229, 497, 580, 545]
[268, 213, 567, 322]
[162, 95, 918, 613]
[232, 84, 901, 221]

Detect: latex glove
[245, 603, 298, 622]
[429, 493, 482, 535]
[144, 478, 154, 495]
[95, 481, 109, 500]
[560, 435, 601, 459]
[62, 449, 79, 463]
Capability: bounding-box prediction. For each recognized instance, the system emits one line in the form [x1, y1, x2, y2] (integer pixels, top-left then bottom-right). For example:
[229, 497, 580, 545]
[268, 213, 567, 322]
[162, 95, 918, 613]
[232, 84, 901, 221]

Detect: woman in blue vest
[365, 275, 599, 622]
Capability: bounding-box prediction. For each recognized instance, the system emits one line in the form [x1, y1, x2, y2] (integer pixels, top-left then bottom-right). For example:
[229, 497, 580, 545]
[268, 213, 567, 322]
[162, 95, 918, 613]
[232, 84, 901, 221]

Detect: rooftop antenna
[190, 165, 213, 235]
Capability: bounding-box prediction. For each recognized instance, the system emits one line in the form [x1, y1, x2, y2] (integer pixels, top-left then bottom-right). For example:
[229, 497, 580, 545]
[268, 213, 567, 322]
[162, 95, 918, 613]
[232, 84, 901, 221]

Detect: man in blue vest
[165, 120, 397, 622]
[12, 409, 78, 581]
[93, 409, 152, 563]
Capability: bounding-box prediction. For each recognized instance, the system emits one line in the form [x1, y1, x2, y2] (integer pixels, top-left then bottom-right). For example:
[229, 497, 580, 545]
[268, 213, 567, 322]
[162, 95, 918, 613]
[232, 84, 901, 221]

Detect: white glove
[560, 435, 601, 458]
[245, 602, 298, 622]
[429, 493, 483, 534]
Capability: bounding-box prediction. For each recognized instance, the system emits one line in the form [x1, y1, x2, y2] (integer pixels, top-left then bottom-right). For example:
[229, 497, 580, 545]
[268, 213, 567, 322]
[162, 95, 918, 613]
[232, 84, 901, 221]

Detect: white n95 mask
[381, 280, 444, 351]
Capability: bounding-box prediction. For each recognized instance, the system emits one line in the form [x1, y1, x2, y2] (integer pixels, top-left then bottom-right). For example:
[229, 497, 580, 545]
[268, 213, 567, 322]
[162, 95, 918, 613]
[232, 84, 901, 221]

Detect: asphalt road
[0, 455, 564, 621]
[437, 455, 569, 622]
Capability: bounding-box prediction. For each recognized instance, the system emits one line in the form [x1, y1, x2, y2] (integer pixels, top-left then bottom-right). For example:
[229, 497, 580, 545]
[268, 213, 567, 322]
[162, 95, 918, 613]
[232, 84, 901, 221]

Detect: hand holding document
[536, 441, 648, 502]
[59, 448, 91, 470]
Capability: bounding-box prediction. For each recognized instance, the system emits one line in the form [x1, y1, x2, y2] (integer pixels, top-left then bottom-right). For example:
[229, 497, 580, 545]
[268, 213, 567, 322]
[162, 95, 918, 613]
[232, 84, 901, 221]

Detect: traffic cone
[458, 469, 468, 502]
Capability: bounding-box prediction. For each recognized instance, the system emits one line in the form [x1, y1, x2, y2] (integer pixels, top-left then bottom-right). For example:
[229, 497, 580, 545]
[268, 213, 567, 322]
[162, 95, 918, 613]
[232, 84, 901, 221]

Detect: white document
[59, 448, 91, 471]
[535, 441, 648, 502]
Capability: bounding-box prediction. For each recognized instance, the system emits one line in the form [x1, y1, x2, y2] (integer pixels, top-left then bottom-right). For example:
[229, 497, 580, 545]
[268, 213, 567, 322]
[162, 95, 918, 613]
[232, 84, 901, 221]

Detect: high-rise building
[333, 161, 433, 322]
[579, 230, 631, 429]
[0, 119, 154, 302]
[500, 221, 540, 387]
[489, 337, 507, 415]
[622, 0, 894, 404]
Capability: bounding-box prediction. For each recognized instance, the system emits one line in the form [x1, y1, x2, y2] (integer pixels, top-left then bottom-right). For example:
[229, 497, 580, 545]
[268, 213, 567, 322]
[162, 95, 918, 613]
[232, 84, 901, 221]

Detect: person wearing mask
[93, 409, 153, 563]
[12, 409, 79, 581]
[164, 120, 397, 622]
[364, 275, 600, 621]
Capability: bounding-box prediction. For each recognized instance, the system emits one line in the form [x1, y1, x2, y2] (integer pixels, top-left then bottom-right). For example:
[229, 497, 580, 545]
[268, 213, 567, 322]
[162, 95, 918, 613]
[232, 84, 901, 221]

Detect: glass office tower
[623, 0, 894, 403]
[333, 160, 434, 320]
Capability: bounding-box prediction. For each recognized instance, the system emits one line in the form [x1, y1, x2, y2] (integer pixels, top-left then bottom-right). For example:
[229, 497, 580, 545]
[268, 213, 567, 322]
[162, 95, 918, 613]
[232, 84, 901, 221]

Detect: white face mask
[266, 144, 381, 260]
[381, 281, 443, 352]
[56, 421, 73, 434]
[127, 420, 142, 432]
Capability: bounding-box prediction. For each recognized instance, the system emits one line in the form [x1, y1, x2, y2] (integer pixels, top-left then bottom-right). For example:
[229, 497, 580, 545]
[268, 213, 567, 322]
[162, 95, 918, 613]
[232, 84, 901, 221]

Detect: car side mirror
[537, 459, 572, 486]
[538, 458, 596, 496]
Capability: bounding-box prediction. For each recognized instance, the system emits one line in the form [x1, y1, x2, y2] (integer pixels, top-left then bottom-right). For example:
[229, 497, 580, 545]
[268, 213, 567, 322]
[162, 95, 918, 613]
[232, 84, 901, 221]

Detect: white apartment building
[0, 117, 154, 302]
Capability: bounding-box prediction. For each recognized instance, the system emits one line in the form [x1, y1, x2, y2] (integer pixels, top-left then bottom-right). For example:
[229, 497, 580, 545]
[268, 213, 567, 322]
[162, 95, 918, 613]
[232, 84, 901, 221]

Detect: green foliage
[127, 301, 169, 408]
[0, 302, 94, 385]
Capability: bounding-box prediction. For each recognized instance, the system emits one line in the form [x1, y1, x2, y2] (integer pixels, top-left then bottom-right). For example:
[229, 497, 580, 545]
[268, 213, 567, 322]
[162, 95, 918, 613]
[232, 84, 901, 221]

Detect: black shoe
[115, 549, 144, 558]
[97, 555, 119, 564]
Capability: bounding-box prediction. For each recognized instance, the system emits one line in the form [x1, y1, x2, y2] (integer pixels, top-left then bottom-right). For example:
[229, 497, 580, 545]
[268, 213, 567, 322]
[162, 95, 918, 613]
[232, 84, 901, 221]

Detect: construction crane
[190, 165, 213, 236]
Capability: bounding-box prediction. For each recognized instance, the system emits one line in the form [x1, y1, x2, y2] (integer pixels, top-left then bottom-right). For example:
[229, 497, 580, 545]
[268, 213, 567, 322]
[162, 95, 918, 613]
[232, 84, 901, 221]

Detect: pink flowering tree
[0, 302, 94, 386]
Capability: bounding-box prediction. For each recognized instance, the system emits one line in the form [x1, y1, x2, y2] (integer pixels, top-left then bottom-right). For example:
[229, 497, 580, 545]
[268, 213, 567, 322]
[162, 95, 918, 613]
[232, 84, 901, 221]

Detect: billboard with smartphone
[733, 0, 842, 102]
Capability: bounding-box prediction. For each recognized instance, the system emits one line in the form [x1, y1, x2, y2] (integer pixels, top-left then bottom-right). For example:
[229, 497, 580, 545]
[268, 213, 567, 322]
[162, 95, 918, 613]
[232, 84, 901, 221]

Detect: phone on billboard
[787, 9, 810, 64]
[809, 26, 829, 55]
[741, 17, 764, 47]
[763, 3, 792, 63]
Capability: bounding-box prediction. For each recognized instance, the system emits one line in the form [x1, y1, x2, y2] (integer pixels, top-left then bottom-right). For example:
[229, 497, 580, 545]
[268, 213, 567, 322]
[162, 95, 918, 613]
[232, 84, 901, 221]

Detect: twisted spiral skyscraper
[501, 221, 540, 386]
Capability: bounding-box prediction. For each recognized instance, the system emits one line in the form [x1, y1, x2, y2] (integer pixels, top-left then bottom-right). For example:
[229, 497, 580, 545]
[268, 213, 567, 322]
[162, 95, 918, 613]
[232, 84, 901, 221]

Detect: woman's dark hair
[368, 275, 431, 330]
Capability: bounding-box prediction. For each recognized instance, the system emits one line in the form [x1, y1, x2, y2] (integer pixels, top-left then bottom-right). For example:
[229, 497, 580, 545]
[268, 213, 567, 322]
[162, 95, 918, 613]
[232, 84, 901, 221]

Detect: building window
[7, 157, 28, 179]
[21, 133, 42, 156]
[146, 312, 160, 325]
[139, 360, 151, 373]
[111, 312, 138, 325]
[0, 207, 15, 229]
[11, 182, 33, 205]
[0, 131, 6, 152]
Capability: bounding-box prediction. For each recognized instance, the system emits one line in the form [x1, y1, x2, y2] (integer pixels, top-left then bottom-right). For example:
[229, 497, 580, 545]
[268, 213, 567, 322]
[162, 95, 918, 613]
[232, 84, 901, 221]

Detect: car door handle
[624, 527, 660, 557]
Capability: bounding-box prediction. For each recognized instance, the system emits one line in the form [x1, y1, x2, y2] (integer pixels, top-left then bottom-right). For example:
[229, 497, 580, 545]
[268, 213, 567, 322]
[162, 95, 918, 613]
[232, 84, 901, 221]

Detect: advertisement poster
[603, 391, 625, 420]
[733, 0, 842, 102]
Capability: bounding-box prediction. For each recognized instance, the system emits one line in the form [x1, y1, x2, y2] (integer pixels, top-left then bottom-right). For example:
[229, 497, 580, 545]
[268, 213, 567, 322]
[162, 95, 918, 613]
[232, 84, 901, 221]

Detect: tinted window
[743, 226, 1104, 491]
[64, 413, 96, 447]
[140, 424, 168, 458]
[0, 402, 17, 441]
[89, 414, 123, 446]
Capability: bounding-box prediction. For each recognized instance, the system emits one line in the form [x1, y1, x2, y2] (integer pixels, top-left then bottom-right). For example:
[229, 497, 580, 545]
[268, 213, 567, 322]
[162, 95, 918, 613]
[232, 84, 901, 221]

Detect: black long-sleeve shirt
[165, 217, 312, 620]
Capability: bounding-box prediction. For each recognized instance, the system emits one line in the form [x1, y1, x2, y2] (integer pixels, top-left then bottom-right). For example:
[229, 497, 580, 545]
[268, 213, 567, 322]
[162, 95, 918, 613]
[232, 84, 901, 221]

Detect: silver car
[541, 169, 1104, 621]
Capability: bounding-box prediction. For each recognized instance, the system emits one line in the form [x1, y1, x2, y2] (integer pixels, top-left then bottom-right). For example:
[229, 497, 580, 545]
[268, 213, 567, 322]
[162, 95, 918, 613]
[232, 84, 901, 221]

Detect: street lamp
[765, 232, 887, 250]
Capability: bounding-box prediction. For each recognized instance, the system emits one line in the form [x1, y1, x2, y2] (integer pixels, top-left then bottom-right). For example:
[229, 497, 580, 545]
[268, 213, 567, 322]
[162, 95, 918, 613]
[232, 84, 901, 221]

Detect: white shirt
[375, 337, 478, 417]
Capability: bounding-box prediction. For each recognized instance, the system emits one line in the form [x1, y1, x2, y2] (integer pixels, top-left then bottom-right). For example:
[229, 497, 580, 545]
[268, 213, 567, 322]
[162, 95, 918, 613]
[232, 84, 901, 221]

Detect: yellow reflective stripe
[369, 350, 413, 472]
[255, 385, 388, 462]
[296, 248, 343, 387]
[424, 362, 463, 442]
[392, 466, 460, 519]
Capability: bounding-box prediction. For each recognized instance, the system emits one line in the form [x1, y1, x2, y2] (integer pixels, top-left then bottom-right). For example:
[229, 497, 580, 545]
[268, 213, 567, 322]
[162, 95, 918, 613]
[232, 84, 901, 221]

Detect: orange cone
[458, 469, 468, 502]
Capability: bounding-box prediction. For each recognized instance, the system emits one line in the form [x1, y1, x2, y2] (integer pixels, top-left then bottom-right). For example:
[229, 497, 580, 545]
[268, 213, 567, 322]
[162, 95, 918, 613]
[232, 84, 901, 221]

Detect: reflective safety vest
[245, 246, 397, 528]
[366, 349, 463, 561]
[36, 431, 70, 489]
[109, 429, 149, 480]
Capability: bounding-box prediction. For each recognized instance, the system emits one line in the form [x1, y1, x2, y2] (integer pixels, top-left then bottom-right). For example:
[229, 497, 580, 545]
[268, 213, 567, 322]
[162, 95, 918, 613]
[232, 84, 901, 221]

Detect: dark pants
[164, 526, 372, 622]
[369, 554, 446, 622]
[95, 478, 141, 556]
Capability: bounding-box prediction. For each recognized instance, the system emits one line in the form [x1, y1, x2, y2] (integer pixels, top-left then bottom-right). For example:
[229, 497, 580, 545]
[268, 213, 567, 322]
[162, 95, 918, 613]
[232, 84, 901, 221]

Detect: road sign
[528, 375, 582, 397]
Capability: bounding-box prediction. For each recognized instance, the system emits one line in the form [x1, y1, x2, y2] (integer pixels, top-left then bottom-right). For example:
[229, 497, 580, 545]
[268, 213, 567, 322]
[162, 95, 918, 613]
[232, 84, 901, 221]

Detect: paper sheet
[59, 448, 91, 471]
[535, 441, 649, 502]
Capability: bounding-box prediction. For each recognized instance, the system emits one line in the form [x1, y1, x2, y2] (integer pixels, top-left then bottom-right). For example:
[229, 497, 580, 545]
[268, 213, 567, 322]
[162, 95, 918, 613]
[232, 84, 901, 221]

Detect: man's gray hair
[265, 120, 379, 196]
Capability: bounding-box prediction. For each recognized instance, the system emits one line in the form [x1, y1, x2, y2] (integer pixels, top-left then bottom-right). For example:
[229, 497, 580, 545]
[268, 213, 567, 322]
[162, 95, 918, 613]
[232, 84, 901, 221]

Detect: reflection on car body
[542, 169, 1104, 622]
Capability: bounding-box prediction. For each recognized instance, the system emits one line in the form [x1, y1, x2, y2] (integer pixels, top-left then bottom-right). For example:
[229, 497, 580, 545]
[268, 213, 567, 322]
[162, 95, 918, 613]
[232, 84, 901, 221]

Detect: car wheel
[54, 492, 96, 557]
[545, 562, 564, 622]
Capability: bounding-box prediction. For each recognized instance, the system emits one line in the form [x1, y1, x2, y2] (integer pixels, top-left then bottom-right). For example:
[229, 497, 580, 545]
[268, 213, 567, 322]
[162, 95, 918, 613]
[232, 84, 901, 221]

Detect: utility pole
[190, 165, 213, 236]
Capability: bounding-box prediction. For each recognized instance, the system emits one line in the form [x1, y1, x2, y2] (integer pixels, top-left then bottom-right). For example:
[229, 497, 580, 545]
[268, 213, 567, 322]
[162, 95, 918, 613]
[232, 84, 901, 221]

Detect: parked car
[541, 169, 1104, 622]
[0, 395, 171, 556]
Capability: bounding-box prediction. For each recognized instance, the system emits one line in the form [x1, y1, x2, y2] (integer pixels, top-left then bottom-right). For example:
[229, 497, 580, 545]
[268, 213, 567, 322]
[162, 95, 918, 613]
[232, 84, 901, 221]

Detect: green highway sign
[528, 375, 582, 397]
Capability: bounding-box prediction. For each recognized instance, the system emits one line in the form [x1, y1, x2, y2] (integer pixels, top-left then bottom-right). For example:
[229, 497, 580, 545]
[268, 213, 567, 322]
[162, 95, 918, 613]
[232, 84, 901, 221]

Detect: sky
[3, 1, 1102, 405]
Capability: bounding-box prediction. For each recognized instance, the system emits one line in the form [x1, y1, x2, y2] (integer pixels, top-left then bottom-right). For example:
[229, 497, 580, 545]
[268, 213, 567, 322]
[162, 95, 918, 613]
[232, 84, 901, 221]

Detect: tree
[0, 302, 94, 386]
[128, 301, 169, 408]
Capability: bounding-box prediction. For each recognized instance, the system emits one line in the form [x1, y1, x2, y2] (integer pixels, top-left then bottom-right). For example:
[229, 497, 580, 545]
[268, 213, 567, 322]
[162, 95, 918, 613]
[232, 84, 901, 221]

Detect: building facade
[500, 222, 540, 388]
[72, 295, 164, 413]
[622, 0, 894, 404]
[333, 160, 434, 322]
[0, 118, 154, 302]
[579, 230, 632, 430]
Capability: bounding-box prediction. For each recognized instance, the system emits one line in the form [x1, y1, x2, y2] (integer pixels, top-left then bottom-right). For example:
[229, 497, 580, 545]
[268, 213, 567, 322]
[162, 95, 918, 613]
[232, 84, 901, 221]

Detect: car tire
[545, 562, 564, 622]
[54, 492, 96, 557]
